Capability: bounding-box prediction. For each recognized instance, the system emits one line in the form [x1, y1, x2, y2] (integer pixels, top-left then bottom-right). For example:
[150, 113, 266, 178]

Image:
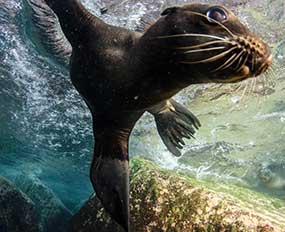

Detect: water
[0, 0, 94, 210]
[0, 0, 284, 222]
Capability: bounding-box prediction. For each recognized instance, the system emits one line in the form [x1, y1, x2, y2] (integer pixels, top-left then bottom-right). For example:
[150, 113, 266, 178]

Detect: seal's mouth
[235, 53, 272, 80]
[252, 54, 273, 76]
[218, 54, 272, 83]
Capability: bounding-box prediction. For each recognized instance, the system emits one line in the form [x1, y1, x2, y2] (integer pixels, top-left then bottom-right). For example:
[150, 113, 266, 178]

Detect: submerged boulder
[69, 158, 285, 232]
[0, 176, 40, 232]
[69, 195, 123, 232]
[14, 174, 72, 232]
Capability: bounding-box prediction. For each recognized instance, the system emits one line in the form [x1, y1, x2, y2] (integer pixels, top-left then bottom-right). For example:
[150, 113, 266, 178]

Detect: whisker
[270, 62, 278, 72]
[255, 77, 265, 106]
[188, 11, 236, 37]
[234, 50, 246, 70]
[175, 40, 232, 50]
[267, 68, 276, 88]
[251, 53, 255, 74]
[264, 68, 275, 88]
[226, 50, 246, 70]
[212, 49, 244, 72]
[212, 53, 237, 72]
[240, 79, 249, 102]
[254, 54, 258, 73]
[180, 46, 237, 64]
[263, 72, 270, 90]
[252, 77, 257, 95]
[183, 46, 226, 54]
[264, 71, 272, 81]
[236, 53, 249, 72]
[270, 67, 277, 79]
[234, 82, 245, 93]
[229, 81, 246, 111]
[261, 72, 267, 85]
[227, 81, 248, 111]
[157, 33, 226, 41]
[249, 78, 255, 95]
[267, 67, 276, 77]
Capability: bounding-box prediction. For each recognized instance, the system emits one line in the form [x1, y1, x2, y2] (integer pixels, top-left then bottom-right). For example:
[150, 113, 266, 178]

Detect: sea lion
[28, 1, 272, 231]
[257, 165, 285, 191]
[27, 0, 201, 157]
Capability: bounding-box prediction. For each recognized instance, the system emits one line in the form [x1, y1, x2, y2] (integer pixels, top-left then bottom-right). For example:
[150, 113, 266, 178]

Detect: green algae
[71, 158, 285, 231]
[130, 158, 285, 231]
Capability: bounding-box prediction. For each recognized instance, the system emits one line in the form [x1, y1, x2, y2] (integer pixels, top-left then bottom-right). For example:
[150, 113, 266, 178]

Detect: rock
[69, 194, 123, 232]
[14, 174, 72, 232]
[69, 158, 285, 232]
[0, 176, 40, 232]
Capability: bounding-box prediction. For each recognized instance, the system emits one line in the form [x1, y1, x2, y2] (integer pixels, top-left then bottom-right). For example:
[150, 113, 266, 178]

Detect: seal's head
[139, 4, 272, 84]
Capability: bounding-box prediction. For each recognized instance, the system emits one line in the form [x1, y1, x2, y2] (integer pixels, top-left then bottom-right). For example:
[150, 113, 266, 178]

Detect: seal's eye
[206, 7, 228, 23]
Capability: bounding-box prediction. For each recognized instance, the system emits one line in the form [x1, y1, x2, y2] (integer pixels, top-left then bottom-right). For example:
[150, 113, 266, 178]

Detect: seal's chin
[214, 66, 250, 83]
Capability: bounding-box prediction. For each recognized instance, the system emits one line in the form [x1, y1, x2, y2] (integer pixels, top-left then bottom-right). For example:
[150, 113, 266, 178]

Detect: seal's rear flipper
[91, 155, 130, 231]
[90, 112, 142, 232]
[149, 99, 201, 156]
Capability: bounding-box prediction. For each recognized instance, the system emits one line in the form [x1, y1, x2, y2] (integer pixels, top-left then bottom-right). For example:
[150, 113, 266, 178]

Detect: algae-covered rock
[0, 176, 40, 232]
[69, 194, 123, 232]
[14, 174, 72, 232]
[70, 158, 285, 232]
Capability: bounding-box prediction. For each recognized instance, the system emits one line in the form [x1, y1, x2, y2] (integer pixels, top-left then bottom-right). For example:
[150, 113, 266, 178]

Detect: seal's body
[30, 1, 272, 231]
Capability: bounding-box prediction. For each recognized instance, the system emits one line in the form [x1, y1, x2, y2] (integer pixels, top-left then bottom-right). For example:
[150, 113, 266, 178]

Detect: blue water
[0, 0, 94, 211]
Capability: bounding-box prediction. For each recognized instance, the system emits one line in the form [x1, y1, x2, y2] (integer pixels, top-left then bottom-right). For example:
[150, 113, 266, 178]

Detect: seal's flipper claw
[160, 132, 182, 156]
[169, 99, 202, 129]
[150, 99, 201, 156]
[91, 157, 130, 231]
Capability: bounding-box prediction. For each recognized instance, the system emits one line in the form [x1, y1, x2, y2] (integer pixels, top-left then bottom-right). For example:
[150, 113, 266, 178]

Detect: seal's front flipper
[148, 99, 201, 156]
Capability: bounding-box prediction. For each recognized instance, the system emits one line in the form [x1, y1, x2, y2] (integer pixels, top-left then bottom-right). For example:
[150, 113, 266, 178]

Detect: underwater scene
[0, 0, 284, 231]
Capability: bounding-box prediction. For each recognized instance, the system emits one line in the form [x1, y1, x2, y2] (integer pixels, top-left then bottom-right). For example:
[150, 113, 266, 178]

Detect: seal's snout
[255, 54, 273, 76]
[251, 37, 272, 75]
[231, 34, 272, 78]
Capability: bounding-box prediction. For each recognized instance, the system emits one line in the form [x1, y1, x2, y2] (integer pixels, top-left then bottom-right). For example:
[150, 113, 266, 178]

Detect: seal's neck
[131, 33, 199, 93]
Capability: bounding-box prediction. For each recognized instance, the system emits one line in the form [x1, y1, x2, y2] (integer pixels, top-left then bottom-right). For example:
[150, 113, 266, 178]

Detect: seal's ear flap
[161, 7, 179, 16]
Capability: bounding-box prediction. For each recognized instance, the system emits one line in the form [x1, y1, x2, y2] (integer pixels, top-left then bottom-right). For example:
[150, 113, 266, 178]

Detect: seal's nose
[255, 54, 273, 76]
